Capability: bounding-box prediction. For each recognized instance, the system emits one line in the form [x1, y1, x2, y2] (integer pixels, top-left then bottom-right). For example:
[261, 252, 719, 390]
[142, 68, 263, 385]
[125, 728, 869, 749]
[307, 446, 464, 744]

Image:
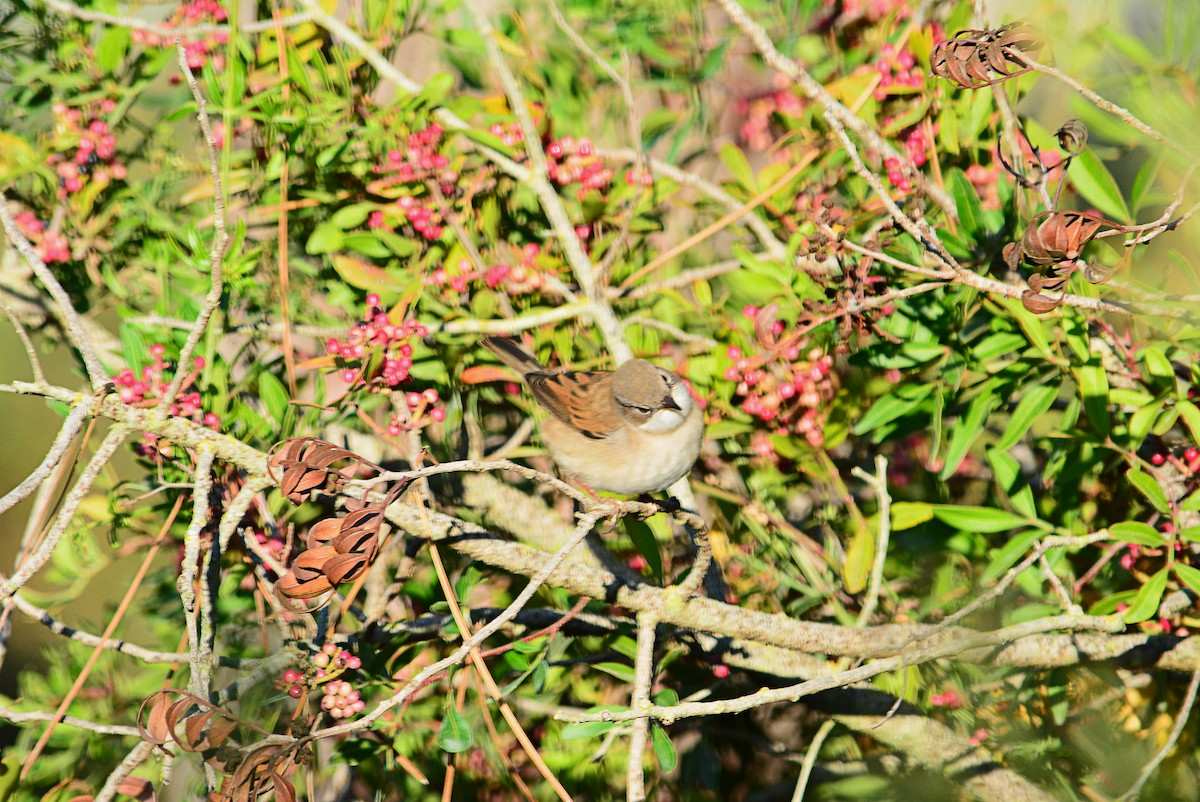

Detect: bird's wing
[527, 371, 622, 440]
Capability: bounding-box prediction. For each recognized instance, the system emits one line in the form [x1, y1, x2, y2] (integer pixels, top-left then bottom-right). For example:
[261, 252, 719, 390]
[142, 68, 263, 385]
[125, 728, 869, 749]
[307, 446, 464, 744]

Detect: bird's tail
[481, 336, 546, 378]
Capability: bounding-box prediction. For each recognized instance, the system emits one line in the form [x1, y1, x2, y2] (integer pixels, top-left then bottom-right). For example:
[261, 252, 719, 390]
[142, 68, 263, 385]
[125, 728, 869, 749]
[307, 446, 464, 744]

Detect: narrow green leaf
[1140, 346, 1175, 382]
[718, 142, 757, 193]
[257, 372, 291, 425]
[651, 726, 678, 772]
[947, 168, 985, 238]
[1127, 468, 1171, 514]
[980, 530, 1041, 584]
[1089, 589, 1139, 616]
[891, 502, 934, 530]
[625, 519, 663, 584]
[842, 520, 874, 594]
[1177, 400, 1200, 444]
[853, 384, 935, 435]
[1069, 150, 1132, 223]
[931, 505, 1030, 533]
[987, 450, 1037, 519]
[940, 382, 1003, 479]
[437, 708, 474, 753]
[995, 383, 1057, 451]
[594, 662, 636, 682]
[305, 222, 344, 255]
[1109, 522, 1167, 547]
[1076, 359, 1111, 438]
[1174, 564, 1200, 596]
[1123, 568, 1168, 624]
[1001, 297, 1056, 363]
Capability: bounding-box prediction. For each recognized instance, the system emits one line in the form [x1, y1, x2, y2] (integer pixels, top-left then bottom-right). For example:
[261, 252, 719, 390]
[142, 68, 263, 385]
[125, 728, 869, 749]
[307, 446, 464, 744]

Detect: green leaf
[995, 383, 1058, 451]
[306, 222, 344, 255]
[1089, 589, 1139, 616]
[422, 72, 455, 106]
[1109, 522, 1167, 547]
[853, 383, 935, 436]
[842, 520, 874, 594]
[1123, 568, 1167, 624]
[594, 662, 636, 682]
[1000, 297, 1056, 363]
[95, 27, 130, 73]
[948, 168, 985, 238]
[987, 450, 1037, 519]
[891, 502, 934, 530]
[1177, 400, 1200, 444]
[718, 142, 757, 193]
[980, 529, 1041, 584]
[1076, 358, 1110, 438]
[437, 708, 474, 753]
[258, 372, 291, 425]
[651, 725, 678, 772]
[1127, 468, 1171, 514]
[331, 255, 407, 295]
[1139, 346, 1175, 382]
[331, 203, 375, 229]
[625, 519, 663, 583]
[932, 505, 1030, 533]
[940, 381, 1003, 480]
[1175, 563, 1200, 596]
[1069, 150, 1132, 223]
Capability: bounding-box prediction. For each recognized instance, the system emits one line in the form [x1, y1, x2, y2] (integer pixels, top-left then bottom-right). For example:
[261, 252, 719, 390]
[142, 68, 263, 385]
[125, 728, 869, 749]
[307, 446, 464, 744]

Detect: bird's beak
[660, 395, 681, 411]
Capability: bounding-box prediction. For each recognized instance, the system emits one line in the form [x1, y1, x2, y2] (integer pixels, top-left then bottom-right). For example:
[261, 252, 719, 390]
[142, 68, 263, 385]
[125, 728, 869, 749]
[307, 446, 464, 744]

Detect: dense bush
[2, 0, 1200, 799]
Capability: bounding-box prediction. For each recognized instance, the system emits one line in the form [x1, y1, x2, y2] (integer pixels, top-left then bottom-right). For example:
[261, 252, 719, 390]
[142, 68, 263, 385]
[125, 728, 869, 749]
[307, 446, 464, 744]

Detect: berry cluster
[736, 74, 804, 152]
[546, 137, 613, 198]
[726, 306, 836, 453]
[371, 123, 456, 196]
[426, 244, 547, 297]
[883, 125, 930, 194]
[132, 0, 229, 71]
[872, 43, 923, 100]
[486, 121, 525, 148]
[824, 0, 912, 25]
[929, 689, 964, 709]
[113, 344, 217, 424]
[280, 644, 367, 719]
[323, 295, 446, 428]
[47, 101, 126, 201]
[965, 162, 1001, 210]
[395, 195, 445, 241]
[13, 210, 70, 264]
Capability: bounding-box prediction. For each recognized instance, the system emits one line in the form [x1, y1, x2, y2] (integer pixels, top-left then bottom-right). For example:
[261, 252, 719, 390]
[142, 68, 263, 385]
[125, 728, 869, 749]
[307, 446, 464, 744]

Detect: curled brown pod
[931, 23, 1041, 89]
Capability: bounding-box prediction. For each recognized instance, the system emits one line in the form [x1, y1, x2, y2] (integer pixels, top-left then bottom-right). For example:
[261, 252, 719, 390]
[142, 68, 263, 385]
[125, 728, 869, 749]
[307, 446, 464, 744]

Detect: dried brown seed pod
[931, 23, 1042, 89]
[1056, 119, 1088, 156]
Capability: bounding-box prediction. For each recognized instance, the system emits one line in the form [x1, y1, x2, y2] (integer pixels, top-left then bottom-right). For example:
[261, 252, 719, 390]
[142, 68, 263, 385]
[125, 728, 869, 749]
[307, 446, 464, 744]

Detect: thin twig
[625, 612, 658, 802]
[790, 719, 835, 802]
[0, 402, 90, 517]
[712, 0, 957, 218]
[558, 612, 1123, 725]
[0, 194, 110, 390]
[851, 456, 891, 627]
[0, 298, 47, 383]
[1115, 665, 1200, 801]
[459, 0, 630, 362]
[158, 44, 229, 415]
[0, 426, 127, 600]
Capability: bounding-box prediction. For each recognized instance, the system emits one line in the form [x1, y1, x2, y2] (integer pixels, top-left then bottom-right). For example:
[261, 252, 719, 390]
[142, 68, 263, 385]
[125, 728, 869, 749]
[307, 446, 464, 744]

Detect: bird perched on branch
[482, 336, 704, 495]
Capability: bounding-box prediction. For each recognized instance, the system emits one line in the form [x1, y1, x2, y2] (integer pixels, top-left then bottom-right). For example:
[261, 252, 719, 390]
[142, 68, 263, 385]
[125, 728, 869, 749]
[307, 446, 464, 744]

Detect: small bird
[482, 336, 704, 495]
